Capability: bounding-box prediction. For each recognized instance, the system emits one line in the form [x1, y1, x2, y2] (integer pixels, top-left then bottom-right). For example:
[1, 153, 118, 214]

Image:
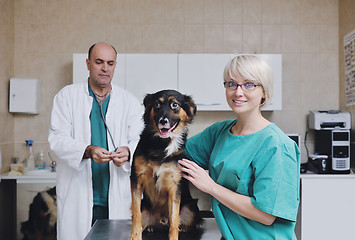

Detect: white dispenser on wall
[9, 78, 41, 114]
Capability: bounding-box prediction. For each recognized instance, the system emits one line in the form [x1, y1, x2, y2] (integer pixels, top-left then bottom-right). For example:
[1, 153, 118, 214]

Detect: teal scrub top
[89, 86, 110, 207]
[185, 120, 300, 240]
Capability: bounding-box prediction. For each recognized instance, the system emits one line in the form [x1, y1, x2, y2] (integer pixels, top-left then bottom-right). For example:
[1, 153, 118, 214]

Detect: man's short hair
[88, 43, 117, 59]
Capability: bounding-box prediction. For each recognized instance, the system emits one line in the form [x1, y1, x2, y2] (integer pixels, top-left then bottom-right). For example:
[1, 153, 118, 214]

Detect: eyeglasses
[223, 81, 261, 91]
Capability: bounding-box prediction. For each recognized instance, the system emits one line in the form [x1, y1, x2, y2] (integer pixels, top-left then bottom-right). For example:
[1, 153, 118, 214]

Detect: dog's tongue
[160, 128, 172, 138]
[159, 122, 178, 138]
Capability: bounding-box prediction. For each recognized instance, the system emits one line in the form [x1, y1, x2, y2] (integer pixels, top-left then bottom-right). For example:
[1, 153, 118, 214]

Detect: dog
[130, 90, 203, 240]
[21, 187, 57, 240]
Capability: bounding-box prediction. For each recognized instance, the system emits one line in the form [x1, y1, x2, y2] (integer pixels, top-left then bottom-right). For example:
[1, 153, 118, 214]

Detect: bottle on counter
[37, 151, 45, 169]
[25, 140, 35, 170]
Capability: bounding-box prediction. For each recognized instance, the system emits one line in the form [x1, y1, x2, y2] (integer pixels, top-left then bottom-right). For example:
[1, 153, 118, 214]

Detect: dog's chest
[144, 161, 182, 194]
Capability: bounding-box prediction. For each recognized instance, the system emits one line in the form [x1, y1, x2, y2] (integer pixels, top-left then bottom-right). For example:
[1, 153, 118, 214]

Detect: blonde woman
[179, 55, 300, 240]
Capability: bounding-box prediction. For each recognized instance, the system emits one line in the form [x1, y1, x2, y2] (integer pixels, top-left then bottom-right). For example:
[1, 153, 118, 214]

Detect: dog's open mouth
[158, 121, 179, 138]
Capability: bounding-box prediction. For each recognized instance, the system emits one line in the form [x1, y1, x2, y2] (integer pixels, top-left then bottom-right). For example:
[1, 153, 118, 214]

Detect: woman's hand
[179, 158, 216, 194]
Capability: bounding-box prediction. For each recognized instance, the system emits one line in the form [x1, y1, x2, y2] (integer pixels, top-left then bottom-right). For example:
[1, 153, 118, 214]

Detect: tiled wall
[339, 0, 355, 168]
[339, 0, 355, 118]
[0, 0, 340, 172]
[0, 0, 14, 173]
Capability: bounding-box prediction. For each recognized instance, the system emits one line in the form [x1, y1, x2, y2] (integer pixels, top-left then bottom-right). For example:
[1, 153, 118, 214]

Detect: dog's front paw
[169, 228, 179, 240]
[130, 231, 142, 240]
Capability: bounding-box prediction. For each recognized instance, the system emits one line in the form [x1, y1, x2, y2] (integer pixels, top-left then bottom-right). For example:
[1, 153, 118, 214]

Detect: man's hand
[111, 146, 130, 167]
[83, 145, 112, 163]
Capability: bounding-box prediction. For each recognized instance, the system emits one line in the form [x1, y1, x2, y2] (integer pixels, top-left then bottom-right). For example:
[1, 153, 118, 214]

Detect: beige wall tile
[282, 81, 303, 111]
[223, 0, 243, 24]
[243, 24, 262, 53]
[319, 25, 338, 53]
[319, 53, 339, 82]
[143, 24, 167, 52]
[282, 54, 301, 83]
[243, 0, 262, 24]
[281, 0, 301, 24]
[262, 25, 282, 53]
[204, 0, 224, 23]
[165, 0, 185, 24]
[300, 53, 320, 83]
[319, 0, 338, 25]
[224, 24, 243, 53]
[282, 25, 301, 53]
[262, 0, 282, 24]
[184, 0, 204, 24]
[301, 25, 320, 53]
[183, 24, 204, 52]
[144, 0, 167, 24]
[300, 0, 320, 24]
[165, 24, 185, 52]
[204, 24, 224, 52]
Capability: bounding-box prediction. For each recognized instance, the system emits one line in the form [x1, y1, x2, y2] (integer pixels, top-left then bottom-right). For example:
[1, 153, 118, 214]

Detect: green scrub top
[185, 120, 300, 240]
[89, 86, 110, 207]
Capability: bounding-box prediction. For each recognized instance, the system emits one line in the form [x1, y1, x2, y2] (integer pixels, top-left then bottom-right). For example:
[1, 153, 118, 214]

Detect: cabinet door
[178, 54, 282, 111]
[301, 177, 355, 240]
[125, 54, 178, 103]
[72, 53, 126, 88]
[253, 54, 282, 111]
[178, 54, 231, 111]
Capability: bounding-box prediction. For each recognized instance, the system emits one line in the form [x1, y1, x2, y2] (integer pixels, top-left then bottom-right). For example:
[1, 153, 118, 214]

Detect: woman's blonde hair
[223, 55, 273, 108]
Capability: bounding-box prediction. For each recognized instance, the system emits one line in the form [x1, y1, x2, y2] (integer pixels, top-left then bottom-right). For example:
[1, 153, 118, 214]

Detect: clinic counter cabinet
[84, 218, 222, 240]
[0, 172, 56, 240]
[296, 172, 355, 240]
[1, 172, 56, 183]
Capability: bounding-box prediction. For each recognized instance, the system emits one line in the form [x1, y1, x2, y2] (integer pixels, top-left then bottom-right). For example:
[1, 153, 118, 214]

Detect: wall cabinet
[296, 174, 355, 240]
[178, 54, 231, 111]
[125, 54, 178, 101]
[73, 53, 282, 111]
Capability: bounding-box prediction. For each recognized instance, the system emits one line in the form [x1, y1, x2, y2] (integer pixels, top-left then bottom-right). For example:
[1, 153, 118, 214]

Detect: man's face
[86, 43, 117, 88]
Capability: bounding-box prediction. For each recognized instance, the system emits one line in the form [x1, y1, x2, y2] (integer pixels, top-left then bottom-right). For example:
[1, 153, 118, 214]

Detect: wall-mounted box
[9, 78, 41, 114]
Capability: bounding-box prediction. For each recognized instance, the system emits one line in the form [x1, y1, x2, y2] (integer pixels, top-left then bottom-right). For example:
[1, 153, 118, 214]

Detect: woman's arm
[179, 159, 276, 225]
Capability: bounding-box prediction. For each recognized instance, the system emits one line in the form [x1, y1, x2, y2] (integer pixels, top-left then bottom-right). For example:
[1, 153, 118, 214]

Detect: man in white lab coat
[48, 42, 144, 240]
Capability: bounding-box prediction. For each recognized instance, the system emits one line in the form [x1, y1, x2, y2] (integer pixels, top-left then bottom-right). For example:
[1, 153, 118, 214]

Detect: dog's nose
[159, 117, 169, 125]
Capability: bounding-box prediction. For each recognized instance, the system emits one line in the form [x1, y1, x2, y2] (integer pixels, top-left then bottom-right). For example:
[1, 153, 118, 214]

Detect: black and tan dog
[130, 90, 202, 240]
[21, 187, 57, 240]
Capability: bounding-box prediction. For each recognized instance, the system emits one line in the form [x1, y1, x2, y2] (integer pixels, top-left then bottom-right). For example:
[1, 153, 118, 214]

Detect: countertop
[1, 171, 56, 183]
[84, 218, 222, 240]
[300, 169, 355, 179]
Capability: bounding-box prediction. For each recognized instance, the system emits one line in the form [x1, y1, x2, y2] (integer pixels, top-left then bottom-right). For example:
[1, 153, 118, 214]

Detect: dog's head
[143, 90, 197, 138]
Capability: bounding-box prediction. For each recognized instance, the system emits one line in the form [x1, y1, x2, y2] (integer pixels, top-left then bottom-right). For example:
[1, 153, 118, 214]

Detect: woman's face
[225, 72, 265, 116]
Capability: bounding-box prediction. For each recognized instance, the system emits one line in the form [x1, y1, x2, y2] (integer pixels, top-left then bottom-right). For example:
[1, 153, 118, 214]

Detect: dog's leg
[168, 188, 181, 240]
[130, 184, 143, 240]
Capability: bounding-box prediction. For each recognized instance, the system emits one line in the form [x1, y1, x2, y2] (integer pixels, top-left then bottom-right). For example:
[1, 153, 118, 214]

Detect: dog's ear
[143, 93, 154, 108]
[183, 95, 197, 117]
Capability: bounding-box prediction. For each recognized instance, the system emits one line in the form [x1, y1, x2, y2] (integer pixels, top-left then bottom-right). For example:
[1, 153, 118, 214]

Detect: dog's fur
[130, 90, 202, 240]
[21, 187, 57, 240]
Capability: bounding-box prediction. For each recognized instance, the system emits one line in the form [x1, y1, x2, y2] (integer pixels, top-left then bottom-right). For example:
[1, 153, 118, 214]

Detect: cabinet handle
[196, 103, 221, 106]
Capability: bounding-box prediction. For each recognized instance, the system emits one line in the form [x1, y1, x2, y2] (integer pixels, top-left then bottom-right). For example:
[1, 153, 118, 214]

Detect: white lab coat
[48, 82, 144, 240]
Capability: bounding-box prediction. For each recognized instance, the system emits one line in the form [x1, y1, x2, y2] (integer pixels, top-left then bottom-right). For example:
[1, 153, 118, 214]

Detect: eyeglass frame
[223, 81, 261, 91]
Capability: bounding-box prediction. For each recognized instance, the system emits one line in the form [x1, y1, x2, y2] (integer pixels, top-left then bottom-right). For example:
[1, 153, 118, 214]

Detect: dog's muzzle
[158, 117, 179, 138]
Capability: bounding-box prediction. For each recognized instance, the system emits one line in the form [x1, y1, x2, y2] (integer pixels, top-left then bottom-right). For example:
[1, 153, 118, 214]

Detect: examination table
[84, 218, 222, 240]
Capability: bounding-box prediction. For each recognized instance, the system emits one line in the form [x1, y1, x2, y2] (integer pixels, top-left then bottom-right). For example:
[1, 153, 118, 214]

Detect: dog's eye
[170, 102, 180, 110]
[155, 101, 161, 109]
